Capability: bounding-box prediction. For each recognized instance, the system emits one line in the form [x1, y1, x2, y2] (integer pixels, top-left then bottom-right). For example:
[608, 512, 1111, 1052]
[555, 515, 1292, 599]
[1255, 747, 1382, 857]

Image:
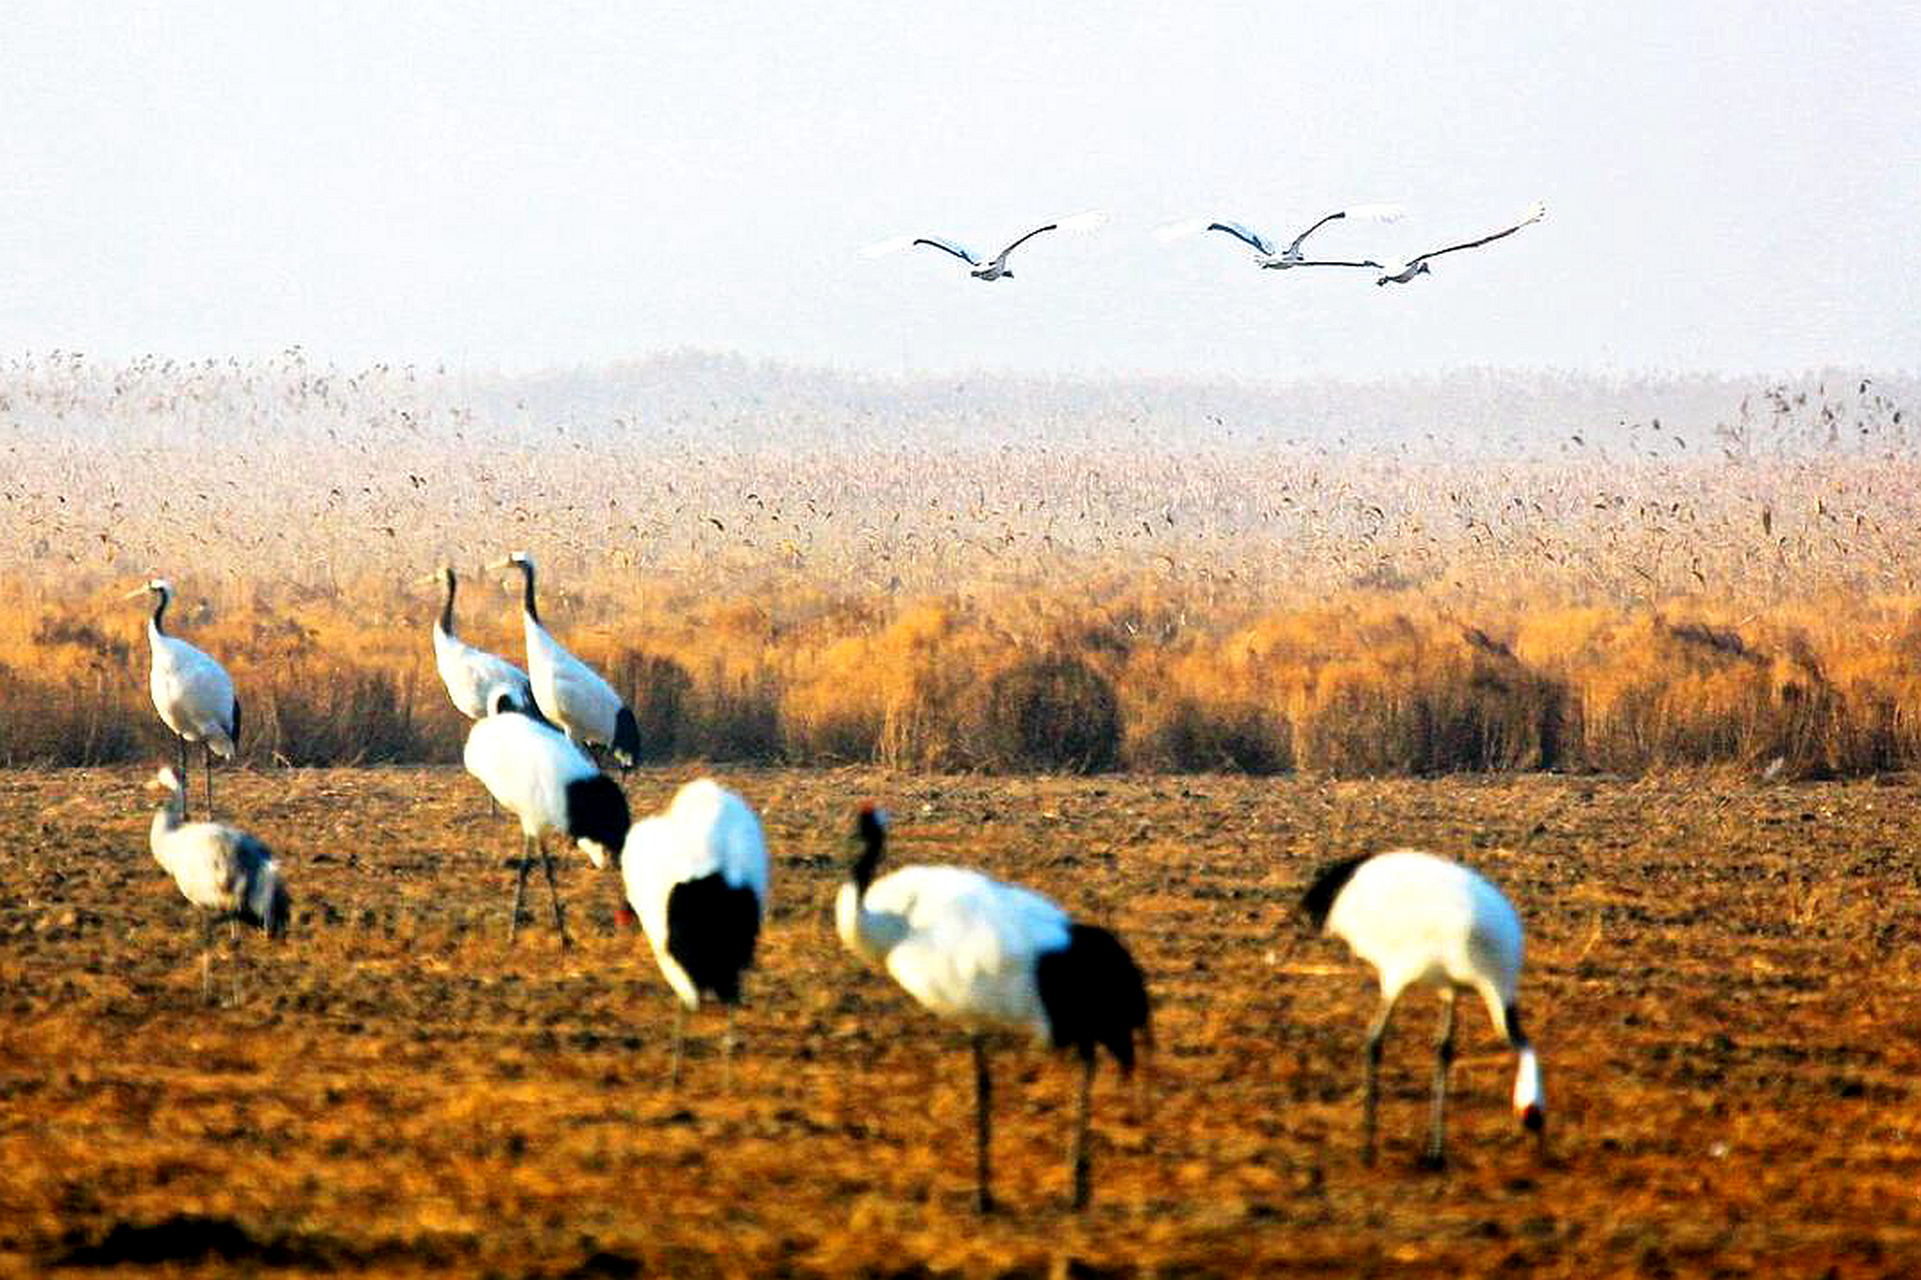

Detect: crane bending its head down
[1301, 848, 1543, 1169]
[147, 766, 290, 1004]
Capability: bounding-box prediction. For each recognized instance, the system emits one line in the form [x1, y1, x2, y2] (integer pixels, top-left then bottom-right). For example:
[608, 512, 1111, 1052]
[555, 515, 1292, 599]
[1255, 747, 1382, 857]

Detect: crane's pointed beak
[123, 586, 153, 600]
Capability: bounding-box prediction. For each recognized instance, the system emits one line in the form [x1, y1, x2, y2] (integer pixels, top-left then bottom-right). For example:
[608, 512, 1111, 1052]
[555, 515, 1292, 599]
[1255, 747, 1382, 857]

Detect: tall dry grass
[9, 571, 1921, 779]
[2, 353, 1916, 776]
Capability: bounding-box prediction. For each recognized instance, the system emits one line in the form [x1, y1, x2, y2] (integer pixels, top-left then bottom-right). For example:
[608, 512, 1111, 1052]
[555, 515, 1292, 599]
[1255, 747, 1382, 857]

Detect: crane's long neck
[150, 790, 184, 858]
[841, 825, 905, 963]
[439, 569, 458, 636]
[852, 819, 885, 902]
[149, 588, 169, 636]
[518, 562, 539, 624]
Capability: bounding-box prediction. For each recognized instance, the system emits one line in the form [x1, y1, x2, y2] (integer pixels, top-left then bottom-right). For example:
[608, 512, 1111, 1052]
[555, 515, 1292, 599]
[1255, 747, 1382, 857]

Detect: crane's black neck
[149, 589, 169, 635]
[439, 568, 457, 635]
[851, 809, 887, 898]
[517, 561, 539, 624]
[1300, 853, 1371, 931]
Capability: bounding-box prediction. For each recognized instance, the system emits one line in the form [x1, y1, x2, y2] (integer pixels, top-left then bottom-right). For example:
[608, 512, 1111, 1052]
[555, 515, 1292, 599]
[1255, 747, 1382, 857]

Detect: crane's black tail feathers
[610, 706, 641, 770]
[261, 882, 292, 940]
[565, 775, 632, 855]
[1037, 923, 1151, 1073]
[236, 845, 290, 939]
[665, 874, 762, 1004]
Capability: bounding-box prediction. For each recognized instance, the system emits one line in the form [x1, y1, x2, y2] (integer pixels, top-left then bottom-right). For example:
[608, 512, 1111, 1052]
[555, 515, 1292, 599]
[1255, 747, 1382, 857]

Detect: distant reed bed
[2, 352, 1916, 776]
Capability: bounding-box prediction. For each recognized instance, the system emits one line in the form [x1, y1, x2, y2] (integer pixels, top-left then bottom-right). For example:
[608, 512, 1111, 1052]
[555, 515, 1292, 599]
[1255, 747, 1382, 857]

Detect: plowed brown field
[3, 766, 1919, 1277]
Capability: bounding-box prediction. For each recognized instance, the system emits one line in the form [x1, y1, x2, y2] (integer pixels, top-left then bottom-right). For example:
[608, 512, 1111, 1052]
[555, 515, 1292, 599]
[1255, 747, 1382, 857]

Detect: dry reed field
[4, 766, 1921, 1277]
[4, 356, 1921, 1276]
[3, 355, 1920, 781]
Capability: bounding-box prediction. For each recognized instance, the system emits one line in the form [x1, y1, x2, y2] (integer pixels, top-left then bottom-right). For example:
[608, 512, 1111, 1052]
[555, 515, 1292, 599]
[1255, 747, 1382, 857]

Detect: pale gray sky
[2, 2, 1915, 379]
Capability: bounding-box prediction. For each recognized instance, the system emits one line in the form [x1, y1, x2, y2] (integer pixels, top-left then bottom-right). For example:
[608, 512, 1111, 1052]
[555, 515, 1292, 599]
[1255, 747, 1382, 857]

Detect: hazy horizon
[4, 2, 1916, 382]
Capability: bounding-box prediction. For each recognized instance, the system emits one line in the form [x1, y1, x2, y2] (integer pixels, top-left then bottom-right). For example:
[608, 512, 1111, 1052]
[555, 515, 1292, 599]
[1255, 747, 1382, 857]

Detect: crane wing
[1204, 221, 1274, 255]
[860, 234, 918, 259]
[911, 237, 980, 266]
[989, 223, 1060, 264]
[878, 868, 1068, 996]
[436, 629, 533, 719]
[1285, 209, 1347, 253]
[1409, 201, 1546, 268]
[151, 636, 237, 745]
[1152, 217, 1212, 243]
[1290, 204, 1403, 253]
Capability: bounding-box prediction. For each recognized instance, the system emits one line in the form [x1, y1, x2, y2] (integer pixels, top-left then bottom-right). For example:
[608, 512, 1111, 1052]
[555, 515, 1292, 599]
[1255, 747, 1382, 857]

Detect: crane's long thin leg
[203, 742, 216, 819]
[669, 1002, 686, 1090]
[723, 1005, 737, 1093]
[974, 1035, 995, 1215]
[201, 914, 217, 1006]
[1134, 1024, 1157, 1150]
[232, 920, 245, 1008]
[1068, 1052, 1096, 1211]
[507, 838, 533, 945]
[1422, 993, 1458, 1171]
[231, 918, 245, 1007]
[177, 737, 191, 819]
[1362, 993, 1399, 1167]
[538, 844, 572, 950]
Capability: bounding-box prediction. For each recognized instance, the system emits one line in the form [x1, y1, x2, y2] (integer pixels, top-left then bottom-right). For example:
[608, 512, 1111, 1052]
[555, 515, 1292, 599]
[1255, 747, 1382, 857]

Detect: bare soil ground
[3, 765, 1919, 1277]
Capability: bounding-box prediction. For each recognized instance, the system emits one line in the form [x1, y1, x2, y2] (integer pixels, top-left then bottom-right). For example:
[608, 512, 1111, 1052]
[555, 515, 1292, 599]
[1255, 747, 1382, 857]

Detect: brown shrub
[1127, 694, 1291, 774]
[968, 653, 1121, 773]
[610, 649, 695, 763]
[0, 663, 146, 765]
[692, 660, 785, 761]
[247, 663, 427, 765]
[1290, 641, 1565, 775]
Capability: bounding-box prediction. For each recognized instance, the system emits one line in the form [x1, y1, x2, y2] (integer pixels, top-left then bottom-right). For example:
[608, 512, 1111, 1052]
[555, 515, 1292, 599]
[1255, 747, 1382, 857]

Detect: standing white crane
[863, 210, 1107, 281]
[424, 565, 535, 721]
[491, 553, 639, 768]
[1300, 848, 1545, 1168]
[835, 805, 1150, 1213]
[621, 778, 768, 1087]
[127, 578, 239, 819]
[463, 689, 631, 948]
[147, 765, 289, 1005]
[1156, 203, 1403, 270]
[1375, 202, 1547, 286]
